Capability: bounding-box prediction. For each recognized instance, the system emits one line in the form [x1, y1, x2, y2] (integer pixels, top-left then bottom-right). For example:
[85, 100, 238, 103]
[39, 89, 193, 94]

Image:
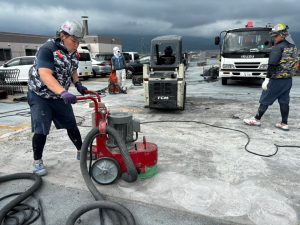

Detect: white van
[77, 49, 93, 80]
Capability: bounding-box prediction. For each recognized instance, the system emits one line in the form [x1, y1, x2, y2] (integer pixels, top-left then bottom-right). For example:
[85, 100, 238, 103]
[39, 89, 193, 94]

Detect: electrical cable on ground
[141, 120, 300, 157]
[95, 87, 108, 97]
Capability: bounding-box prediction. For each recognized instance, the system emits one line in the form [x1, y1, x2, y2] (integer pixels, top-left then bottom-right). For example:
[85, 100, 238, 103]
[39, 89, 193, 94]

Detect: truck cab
[215, 22, 272, 85]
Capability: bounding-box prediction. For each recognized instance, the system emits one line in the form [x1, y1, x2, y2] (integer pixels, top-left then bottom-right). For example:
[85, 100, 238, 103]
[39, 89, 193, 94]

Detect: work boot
[243, 117, 261, 126]
[275, 123, 289, 131]
[33, 159, 47, 176]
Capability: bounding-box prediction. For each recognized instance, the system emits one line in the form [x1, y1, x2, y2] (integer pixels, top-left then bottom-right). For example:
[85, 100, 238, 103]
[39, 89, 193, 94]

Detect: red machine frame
[77, 90, 157, 175]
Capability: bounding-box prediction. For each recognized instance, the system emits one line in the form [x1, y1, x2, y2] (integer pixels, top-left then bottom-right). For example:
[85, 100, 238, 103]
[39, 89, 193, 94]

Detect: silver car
[91, 58, 111, 77]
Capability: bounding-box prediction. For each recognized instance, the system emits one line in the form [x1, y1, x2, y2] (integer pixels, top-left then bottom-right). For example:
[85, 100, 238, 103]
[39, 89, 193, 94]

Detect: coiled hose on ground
[66, 125, 137, 225]
[0, 173, 43, 225]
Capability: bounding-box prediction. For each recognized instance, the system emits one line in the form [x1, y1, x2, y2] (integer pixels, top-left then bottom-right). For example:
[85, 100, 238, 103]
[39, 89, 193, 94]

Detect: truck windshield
[223, 30, 272, 53]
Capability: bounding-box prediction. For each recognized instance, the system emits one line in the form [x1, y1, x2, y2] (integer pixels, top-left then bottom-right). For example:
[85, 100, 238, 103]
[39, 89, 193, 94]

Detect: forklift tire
[180, 83, 187, 111]
[91, 157, 120, 185]
[0, 90, 7, 99]
[221, 78, 228, 85]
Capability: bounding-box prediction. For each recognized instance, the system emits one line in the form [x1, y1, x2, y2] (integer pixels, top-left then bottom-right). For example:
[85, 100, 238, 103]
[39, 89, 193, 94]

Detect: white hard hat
[59, 20, 84, 39]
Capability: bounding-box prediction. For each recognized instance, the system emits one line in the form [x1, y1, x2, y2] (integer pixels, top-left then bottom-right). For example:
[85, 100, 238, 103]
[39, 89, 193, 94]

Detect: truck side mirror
[215, 36, 220, 45]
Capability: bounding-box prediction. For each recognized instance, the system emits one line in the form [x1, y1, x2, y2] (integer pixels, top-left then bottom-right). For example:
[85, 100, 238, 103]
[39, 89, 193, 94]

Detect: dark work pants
[255, 104, 268, 121]
[254, 103, 289, 124]
[255, 78, 292, 124]
[33, 126, 82, 160]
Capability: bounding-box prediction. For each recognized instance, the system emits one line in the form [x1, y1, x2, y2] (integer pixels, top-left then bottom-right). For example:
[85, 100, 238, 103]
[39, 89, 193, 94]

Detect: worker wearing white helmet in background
[28, 20, 88, 176]
[244, 23, 298, 131]
[111, 46, 127, 94]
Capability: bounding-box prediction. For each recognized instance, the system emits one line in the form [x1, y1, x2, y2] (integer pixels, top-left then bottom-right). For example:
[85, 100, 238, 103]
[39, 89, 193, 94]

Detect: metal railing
[0, 69, 23, 95]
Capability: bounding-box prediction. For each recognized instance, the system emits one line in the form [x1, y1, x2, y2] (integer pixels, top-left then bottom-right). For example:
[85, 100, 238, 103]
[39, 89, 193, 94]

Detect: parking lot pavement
[1, 64, 300, 225]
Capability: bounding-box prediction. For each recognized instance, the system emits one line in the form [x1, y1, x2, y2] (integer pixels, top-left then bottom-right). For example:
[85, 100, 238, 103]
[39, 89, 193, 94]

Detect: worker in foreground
[244, 23, 298, 131]
[27, 20, 87, 176]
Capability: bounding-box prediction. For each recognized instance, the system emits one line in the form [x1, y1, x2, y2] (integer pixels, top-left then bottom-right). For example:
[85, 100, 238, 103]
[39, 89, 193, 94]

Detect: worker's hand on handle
[75, 81, 88, 95]
[61, 91, 77, 104]
[262, 78, 270, 91]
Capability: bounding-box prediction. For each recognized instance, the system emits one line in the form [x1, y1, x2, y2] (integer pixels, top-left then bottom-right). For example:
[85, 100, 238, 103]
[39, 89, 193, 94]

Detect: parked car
[126, 61, 143, 79]
[126, 55, 150, 79]
[139, 55, 150, 64]
[91, 58, 111, 77]
[121, 53, 142, 79]
[94, 53, 113, 64]
[77, 49, 93, 80]
[122, 52, 140, 63]
[128, 55, 151, 85]
[0, 56, 35, 83]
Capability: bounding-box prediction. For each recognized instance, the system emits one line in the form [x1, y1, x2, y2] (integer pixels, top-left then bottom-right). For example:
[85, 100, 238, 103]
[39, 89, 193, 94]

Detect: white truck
[215, 22, 272, 85]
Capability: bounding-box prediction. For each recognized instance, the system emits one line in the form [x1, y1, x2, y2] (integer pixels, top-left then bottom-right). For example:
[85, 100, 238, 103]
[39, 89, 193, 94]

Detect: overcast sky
[0, 0, 299, 38]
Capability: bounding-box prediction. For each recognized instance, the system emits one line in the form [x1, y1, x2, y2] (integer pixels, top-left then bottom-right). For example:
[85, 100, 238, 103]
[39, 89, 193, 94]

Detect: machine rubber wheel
[91, 157, 120, 185]
[221, 78, 228, 85]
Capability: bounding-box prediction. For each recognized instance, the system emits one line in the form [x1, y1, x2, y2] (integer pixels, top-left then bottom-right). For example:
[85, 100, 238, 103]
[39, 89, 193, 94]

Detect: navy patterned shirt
[28, 38, 79, 99]
[267, 40, 298, 79]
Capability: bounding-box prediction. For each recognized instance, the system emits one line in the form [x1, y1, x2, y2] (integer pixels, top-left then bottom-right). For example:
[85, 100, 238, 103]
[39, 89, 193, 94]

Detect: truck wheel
[92, 70, 97, 78]
[221, 78, 228, 85]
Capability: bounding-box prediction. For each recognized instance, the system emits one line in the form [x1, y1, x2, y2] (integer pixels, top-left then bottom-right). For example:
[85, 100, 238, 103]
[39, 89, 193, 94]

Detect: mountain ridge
[108, 32, 300, 54]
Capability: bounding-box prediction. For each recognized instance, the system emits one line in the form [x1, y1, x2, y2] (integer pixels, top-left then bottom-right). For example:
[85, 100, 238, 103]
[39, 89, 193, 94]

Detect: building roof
[0, 32, 50, 44]
[83, 35, 122, 44]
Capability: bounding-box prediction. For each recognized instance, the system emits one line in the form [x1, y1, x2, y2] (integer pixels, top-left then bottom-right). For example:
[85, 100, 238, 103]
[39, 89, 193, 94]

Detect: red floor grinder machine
[77, 90, 158, 185]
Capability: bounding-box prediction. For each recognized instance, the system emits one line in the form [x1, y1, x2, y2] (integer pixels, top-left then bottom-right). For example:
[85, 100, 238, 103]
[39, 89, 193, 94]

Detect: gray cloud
[0, 0, 299, 38]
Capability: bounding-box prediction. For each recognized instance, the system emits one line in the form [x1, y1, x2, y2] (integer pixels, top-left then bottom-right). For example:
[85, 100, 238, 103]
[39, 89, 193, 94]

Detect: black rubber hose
[0, 173, 42, 224]
[78, 126, 136, 225]
[79, 128, 118, 225]
[65, 201, 135, 225]
[106, 126, 138, 182]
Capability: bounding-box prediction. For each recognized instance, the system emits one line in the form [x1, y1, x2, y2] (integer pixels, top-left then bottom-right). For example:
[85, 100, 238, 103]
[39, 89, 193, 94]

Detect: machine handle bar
[76, 90, 101, 102]
[76, 90, 103, 124]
